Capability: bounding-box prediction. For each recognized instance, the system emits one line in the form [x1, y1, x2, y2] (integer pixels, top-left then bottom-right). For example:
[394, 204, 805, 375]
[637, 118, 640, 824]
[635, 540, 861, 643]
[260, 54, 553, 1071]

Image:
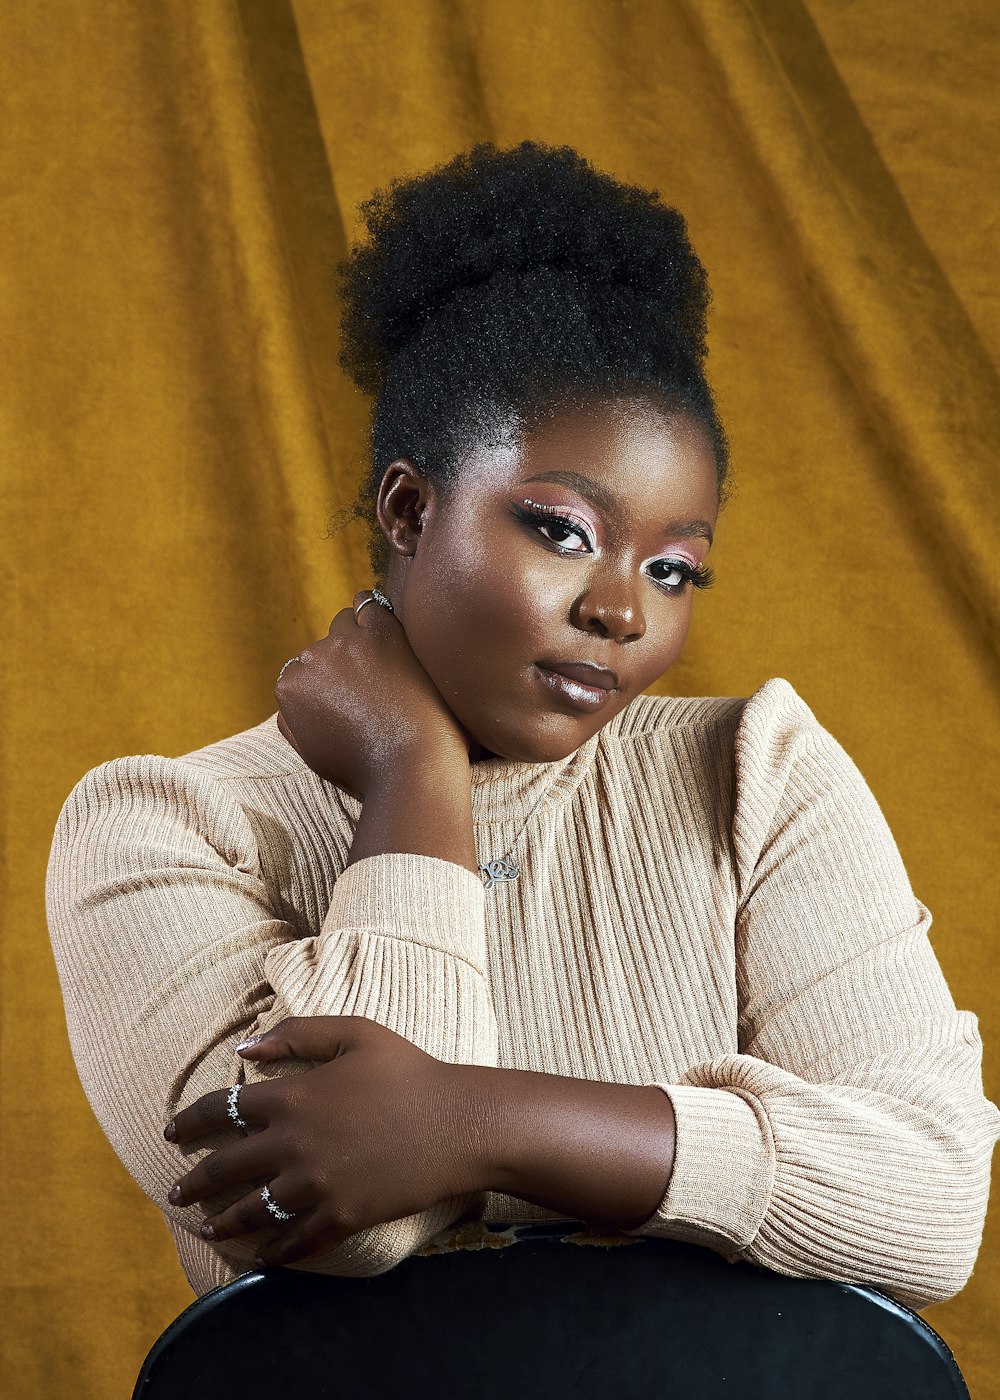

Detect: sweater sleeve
[625, 679, 1000, 1310]
[45, 753, 498, 1290]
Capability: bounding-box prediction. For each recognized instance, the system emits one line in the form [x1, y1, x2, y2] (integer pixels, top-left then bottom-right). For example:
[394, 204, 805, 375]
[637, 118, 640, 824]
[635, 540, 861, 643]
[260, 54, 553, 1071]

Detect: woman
[46, 140, 1000, 1309]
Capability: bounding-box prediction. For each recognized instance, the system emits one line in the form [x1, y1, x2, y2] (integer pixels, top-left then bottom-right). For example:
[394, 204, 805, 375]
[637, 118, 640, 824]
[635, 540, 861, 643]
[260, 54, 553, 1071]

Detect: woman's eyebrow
[521, 469, 714, 545]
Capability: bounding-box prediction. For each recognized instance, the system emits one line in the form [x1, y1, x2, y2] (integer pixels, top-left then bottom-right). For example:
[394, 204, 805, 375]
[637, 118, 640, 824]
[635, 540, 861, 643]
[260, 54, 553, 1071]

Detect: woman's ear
[375, 459, 432, 560]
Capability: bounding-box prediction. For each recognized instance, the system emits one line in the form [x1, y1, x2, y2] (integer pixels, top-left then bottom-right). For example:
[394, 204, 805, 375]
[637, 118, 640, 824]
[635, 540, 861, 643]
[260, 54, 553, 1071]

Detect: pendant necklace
[477, 782, 552, 890]
[364, 583, 552, 892]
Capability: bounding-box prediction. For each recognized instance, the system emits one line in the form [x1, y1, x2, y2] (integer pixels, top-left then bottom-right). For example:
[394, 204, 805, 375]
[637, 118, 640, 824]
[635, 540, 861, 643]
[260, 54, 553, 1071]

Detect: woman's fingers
[253, 1205, 341, 1268]
[275, 711, 302, 753]
[325, 605, 357, 637]
[199, 1174, 307, 1244]
[164, 1080, 269, 1144]
[352, 586, 394, 613]
[237, 1014, 362, 1064]
[167, 1132, 270, 1208]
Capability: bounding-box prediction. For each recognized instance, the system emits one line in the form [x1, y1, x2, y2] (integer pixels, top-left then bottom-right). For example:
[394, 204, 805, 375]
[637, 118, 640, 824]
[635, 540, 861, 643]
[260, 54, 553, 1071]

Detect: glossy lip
[534, 664, 616, 713]
[536, 659, 620, 690]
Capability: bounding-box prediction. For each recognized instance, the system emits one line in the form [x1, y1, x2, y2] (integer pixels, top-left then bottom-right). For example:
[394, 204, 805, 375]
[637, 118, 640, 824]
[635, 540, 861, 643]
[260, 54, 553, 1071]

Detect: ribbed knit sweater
[45, 678, 1000, 1309]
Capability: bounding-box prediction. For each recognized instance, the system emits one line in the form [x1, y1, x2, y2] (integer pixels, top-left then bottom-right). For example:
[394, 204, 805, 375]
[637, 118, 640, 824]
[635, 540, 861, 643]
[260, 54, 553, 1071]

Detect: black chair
[133, 1220, 970, 1398]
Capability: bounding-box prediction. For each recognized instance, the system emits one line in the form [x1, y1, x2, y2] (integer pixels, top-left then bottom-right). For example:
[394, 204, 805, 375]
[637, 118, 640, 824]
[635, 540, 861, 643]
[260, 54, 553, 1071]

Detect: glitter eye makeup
[510, 498, 714, 595]
[513, 498, 596, 552]
[647, 558, 715, 594]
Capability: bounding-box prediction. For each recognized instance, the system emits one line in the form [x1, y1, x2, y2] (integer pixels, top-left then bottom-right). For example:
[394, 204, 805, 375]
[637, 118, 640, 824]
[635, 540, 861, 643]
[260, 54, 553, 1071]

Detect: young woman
[46, 140, 1000, 1310]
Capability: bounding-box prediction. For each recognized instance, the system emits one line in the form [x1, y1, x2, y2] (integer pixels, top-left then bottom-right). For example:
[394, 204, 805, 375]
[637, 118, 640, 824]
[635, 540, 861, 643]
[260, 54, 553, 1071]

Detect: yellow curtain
[4, 1, 997, 1392]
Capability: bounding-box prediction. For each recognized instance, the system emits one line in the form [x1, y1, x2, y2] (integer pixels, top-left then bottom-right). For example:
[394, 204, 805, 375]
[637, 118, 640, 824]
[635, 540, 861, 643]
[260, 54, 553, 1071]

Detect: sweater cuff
[320, 852, 488, 973]
[628, 1083, 775, 1256]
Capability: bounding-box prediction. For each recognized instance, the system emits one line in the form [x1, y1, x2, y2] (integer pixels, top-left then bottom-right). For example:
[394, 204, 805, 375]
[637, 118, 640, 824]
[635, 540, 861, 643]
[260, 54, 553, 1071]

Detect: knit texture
[45, 678, 1000, 1308]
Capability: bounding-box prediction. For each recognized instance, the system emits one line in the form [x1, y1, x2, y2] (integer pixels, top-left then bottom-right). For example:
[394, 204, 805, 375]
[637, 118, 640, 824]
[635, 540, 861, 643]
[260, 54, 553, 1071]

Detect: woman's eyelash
[511, 502, 593, 550]
[651, 559, 715, 592]
[510, 503, 714, 594]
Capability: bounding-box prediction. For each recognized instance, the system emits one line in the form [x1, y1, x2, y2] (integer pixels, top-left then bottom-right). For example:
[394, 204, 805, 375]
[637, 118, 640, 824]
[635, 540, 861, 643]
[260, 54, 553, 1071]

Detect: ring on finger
[274, 652, 302, 680]
[227, 1083, 249, 1134]
[261, 1183, 296, 1222]
[355, 586, 394, 619]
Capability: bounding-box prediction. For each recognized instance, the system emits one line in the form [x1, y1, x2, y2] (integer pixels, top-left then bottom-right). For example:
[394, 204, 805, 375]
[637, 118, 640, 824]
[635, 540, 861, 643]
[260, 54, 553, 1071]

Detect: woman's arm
[442, 683, 1000, 1312]
[45, 746, 497, 1291]
[620, 683, 1000, 1310]
[254, 748, 490, 1058]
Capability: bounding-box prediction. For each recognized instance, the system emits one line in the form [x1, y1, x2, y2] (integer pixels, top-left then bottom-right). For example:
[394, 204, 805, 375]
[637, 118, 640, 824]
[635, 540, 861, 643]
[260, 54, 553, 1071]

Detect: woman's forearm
[346, 748, 479, 878]
[448, 1063, 677, 1230]
[342, 754, 675, 1230]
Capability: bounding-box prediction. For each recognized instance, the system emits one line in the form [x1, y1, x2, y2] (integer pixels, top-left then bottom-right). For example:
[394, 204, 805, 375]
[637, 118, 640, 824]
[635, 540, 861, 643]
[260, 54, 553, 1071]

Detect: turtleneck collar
[468, 729, 601, 827]
[258, 712, 601, 831]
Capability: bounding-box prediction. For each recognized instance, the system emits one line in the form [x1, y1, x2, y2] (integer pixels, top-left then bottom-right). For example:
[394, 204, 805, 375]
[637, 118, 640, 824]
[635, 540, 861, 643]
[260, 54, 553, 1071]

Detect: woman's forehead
[460, 396, 719, 510]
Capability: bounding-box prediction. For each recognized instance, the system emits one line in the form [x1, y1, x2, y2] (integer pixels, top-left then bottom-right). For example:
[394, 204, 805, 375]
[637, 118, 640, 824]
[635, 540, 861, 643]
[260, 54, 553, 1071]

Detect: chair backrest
[133, 1221, 970, 1399]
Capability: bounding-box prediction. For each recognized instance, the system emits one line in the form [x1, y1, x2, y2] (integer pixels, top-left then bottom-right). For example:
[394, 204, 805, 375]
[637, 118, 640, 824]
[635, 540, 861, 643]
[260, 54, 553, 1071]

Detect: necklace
[477, 781, 552, 890]
[366, 583, 552, 892]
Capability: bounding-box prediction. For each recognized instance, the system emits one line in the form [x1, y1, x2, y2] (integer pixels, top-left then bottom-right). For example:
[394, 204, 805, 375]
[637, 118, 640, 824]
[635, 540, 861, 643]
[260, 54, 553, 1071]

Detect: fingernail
[236, 1034, 264, 1052]
[252, 1255, 266, 1268]
[163, 1121, 177, 1141]
[201, 1222, 216, 1240]
[168, 1185, 183, 1205]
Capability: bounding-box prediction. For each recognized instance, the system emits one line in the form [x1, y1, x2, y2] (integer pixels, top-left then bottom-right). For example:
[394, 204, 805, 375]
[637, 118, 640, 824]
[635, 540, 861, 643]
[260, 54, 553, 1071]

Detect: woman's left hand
[163, 1016, 478, 1268]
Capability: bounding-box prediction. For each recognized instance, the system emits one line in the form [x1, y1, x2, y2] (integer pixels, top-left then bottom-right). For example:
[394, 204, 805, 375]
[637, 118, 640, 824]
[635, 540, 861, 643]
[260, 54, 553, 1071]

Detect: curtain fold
[3, 1, 996, 1394]
[183, 2, 355, 612]
[685, 0, 1000, 646]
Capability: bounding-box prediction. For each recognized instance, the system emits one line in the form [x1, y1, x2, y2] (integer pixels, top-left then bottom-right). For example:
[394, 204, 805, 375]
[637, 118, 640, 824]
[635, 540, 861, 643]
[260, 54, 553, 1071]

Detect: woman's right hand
[273, 589, 471, 798]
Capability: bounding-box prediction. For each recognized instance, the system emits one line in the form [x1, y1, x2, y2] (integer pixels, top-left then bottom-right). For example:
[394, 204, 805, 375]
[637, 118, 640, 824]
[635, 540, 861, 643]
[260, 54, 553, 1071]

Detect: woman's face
[379, 395, 720, 763]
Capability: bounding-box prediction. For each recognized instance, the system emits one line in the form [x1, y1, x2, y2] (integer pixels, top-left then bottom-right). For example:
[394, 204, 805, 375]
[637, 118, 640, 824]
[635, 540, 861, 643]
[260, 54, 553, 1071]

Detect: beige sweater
[45, 678, 1000, 1308]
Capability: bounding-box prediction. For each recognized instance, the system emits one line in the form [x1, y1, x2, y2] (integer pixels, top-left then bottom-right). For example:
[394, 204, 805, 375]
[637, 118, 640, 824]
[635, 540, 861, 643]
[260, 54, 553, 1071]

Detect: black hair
[332, 140, 730, 580]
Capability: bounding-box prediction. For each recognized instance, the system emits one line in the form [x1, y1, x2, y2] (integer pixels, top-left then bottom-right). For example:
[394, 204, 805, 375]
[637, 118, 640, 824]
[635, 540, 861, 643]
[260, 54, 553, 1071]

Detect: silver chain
[478, 781, 551, 890]
[371, 583, 549, 891]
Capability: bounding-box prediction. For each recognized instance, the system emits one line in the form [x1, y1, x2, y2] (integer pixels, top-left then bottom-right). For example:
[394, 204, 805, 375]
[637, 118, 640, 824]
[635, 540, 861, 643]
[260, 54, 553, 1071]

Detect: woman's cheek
[665, 604, 694, 664]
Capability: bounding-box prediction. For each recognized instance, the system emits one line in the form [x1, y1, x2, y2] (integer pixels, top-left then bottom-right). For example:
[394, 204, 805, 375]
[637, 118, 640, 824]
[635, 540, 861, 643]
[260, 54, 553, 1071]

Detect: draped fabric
[3, 1, 997, 1393]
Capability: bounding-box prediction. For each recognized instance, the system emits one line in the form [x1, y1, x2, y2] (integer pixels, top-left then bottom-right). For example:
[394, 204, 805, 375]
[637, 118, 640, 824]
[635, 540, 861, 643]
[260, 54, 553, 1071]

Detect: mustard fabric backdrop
[3, 1, 997, 1393]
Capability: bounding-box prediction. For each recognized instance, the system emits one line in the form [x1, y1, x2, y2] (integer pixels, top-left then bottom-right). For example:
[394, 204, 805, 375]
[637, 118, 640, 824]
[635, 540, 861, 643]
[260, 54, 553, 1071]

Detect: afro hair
[334, 140, 728, 579]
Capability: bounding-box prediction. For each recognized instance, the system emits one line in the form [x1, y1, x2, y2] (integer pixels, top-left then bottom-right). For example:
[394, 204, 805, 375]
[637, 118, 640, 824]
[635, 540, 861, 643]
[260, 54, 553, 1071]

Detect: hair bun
[337, 140, 709, 396]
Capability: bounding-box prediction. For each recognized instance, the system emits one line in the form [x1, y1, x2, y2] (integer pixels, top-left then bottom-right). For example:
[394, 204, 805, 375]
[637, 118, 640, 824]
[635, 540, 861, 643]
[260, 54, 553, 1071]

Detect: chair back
[133, 1220, 970, 1398]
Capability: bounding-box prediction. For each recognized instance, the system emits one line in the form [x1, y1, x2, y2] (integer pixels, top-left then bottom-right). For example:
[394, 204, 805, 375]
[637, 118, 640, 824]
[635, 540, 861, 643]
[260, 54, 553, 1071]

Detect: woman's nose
[571, 576, 646, 643]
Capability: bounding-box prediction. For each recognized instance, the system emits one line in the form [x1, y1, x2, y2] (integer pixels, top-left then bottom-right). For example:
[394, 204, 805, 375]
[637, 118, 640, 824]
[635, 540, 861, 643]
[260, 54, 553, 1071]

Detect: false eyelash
[645, 558, 715, 595]
[511, 501, 593, 550]
[511, 503, 715, 593]
[675, 561, 715, 591]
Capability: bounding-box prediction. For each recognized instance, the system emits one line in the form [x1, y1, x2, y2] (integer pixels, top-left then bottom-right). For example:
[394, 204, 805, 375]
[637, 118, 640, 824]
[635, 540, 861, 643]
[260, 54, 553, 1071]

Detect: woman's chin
[467, 730, 584, 766]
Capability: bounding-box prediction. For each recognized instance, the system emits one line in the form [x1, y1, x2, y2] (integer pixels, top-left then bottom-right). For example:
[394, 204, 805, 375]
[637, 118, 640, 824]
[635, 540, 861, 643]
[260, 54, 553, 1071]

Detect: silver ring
[277, 655, 303, 682]
[227, 1084, 249, 1133]
[356, 587, 395, 618]
[261, 1183, 296, 1222]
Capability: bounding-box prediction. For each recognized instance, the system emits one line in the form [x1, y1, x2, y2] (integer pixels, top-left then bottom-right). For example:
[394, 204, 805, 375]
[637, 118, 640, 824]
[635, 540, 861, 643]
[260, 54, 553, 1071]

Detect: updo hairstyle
[333, 140, 729, 580]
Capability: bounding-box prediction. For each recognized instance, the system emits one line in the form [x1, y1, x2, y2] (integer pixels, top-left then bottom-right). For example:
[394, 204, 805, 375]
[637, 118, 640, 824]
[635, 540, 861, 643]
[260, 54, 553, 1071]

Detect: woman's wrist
[348, 747, 479, 877]
[444, 1062, 677, 1230]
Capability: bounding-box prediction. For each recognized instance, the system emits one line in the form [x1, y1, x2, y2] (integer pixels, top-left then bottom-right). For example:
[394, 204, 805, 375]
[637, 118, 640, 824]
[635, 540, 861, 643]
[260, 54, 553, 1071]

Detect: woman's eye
[537, 519, 589, 551]
[511, 505, 714, 593]
[512, 504, 592, 552]
[647, 558, 714, 594]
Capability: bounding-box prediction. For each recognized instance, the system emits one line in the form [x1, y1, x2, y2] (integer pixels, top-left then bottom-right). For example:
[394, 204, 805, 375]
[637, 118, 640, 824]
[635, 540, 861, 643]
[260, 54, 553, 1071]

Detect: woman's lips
[538, 660, 619, 689]
[534, 663, 615, 713]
